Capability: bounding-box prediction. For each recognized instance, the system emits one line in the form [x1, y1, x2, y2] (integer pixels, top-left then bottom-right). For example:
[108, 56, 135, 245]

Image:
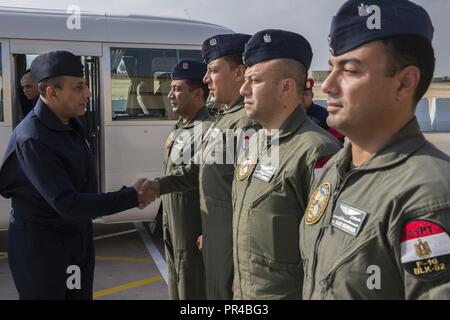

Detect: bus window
[111, 48, 202, 121]
[178, 49, 203, 61]
[0, 44, 3, 122]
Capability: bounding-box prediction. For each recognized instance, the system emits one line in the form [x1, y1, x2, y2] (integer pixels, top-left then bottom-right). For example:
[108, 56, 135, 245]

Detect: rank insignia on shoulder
[236, 154, 257, 181]
[305, 182, 332, 225]
[400, 220, 450, 280]
[165, 132, 174, 149]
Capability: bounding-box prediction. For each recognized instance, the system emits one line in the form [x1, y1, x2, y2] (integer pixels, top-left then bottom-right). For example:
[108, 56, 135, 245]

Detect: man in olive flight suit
[162, 59, 212, 300]
[300, 0, 450, 299]
[232, 29, 341, 299]
[151, 34, 261, 300]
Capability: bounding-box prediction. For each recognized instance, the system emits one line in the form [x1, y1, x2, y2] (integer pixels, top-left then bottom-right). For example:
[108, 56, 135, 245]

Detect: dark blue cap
[202, 33, 251, 64]
[243, 29, 313, 71]
[171, 59, 207, 81]
[329, 0, 434, 56]
[30, 51, 84, 82]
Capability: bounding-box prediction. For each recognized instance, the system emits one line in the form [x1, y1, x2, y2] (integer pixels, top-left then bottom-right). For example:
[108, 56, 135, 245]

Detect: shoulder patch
[236, 153, 257, 181]
[401, 220, 450, 280]
[305, 182, 332, 225]
[165, 132, 174, 149]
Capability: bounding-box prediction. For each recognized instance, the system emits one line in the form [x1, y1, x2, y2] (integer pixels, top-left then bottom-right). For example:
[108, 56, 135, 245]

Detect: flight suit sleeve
[16, 139, 139, 219]
[158, 162, 199, 195]
[288, 159, 314, 213]
[159, 119, 214, 195]
[391, 210, 450, 299]
[289, 141, 339, 214]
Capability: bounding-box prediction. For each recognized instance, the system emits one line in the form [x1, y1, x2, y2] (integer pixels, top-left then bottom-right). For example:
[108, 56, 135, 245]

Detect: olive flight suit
[162, 107, 212, 300]
[232, 106, 341, 299]
[160, 96, 260, 299]
[300, 118, 450, 299]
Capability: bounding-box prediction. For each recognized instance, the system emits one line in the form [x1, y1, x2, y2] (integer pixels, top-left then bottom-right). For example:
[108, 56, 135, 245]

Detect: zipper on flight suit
[308, 169, 358, 299]
[234, 165, 257, 298]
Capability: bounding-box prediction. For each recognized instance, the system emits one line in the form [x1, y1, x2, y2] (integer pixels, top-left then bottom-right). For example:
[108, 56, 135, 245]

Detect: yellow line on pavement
[93, 276, 163, 299]
[95, 256, 153, 263]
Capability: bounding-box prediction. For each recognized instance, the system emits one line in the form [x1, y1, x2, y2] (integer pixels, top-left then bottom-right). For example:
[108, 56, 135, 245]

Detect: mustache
[327, 98, 343, 106]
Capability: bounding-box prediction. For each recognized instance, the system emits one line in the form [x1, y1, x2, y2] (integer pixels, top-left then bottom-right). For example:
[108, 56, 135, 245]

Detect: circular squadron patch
[305, 183, 332, 225]
[400, 220, 450, 280]
[165, 132, 174, 149]
[236, 154, 257, 181]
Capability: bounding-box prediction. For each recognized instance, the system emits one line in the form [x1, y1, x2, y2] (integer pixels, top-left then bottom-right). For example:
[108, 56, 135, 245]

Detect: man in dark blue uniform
[302, 77, 345, 144]
[302, 77, 329, 131]
[0, 51, 155, 300]
[20, 69, 39, 117]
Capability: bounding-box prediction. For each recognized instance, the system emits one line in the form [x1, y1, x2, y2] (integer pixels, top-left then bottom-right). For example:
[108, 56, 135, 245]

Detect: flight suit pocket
[250, 213, 300, 263]
[249, 253, 302, 299]
[317, 225, 402, 299]
[248, 176, 300, 264]
[249, 177, 284, 209]
[248, 197, 300, 263]
[319, 238, 375, 299]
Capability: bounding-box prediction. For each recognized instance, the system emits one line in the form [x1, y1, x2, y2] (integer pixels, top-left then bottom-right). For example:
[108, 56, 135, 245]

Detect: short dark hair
[222, 53, 245, 70]
[186, 79, 209, 102]
[381, 35, 435, 106]
[38, 76, 64, 97]
[277, 58, 307, 97]
[21, 69, 35, 81]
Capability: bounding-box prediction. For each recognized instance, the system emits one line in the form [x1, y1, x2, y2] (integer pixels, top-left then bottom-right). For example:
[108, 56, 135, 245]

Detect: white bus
[0, 7, 233, 230]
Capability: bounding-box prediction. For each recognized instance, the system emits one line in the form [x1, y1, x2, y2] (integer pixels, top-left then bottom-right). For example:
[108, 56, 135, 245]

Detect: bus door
[82, 56, 102, 191]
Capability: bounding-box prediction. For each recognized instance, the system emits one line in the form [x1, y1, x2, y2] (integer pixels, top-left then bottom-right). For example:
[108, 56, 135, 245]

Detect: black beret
[243, 29, 313, 71]
[30, 51, 84, 82]
[329, 0, 434, 56]
[202, 33, 251, 64]
[171, 59, 207, 81]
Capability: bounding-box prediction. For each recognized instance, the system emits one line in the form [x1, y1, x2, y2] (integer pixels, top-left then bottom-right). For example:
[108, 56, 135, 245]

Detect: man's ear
[281, 78, 296, 98]
[193, 87, 204, 101]
[45, 85, 58, 101]
[234, 64, 246, 82]
[395, 65, 420, 103]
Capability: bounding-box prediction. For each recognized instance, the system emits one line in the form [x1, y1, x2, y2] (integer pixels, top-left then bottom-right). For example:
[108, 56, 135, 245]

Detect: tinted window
[111, 48, 203, 121]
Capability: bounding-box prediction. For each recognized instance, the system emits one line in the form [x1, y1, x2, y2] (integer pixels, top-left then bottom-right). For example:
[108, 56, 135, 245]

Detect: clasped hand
[132, 178, 161, 209]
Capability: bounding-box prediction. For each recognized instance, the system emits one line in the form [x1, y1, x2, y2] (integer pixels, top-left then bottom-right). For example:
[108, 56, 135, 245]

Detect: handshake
[132, 178, 161, 209]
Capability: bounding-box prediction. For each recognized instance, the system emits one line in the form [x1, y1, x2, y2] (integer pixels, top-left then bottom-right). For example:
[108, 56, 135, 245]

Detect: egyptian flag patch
[400, 220, 450, 280]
